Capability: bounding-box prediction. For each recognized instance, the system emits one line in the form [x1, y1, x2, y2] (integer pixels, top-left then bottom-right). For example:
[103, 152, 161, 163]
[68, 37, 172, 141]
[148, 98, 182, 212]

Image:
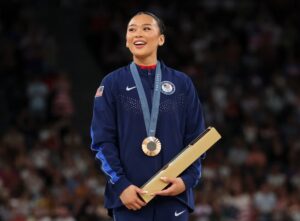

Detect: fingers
[127, 202, 143, 211]
[135, 197, 146, 207]
[153, 177, 186, 196]
[124, 196, 146, 210]
[120, 185, 147, 210]
[135, 186, 148, 195]
[154, 185, 176, 196]
[133, 186, 147, 206]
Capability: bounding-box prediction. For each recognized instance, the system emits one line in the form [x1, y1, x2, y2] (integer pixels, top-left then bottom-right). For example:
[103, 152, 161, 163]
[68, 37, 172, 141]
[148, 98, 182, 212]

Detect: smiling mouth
[133, 40, 147, 47]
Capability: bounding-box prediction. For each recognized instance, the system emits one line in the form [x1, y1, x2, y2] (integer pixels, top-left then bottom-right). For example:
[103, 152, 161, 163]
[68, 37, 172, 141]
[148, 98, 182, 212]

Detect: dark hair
[132, 11, 166, 35]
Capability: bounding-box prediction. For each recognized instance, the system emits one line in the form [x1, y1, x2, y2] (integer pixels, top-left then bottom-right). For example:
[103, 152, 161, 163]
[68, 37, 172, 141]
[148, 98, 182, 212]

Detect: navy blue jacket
[90, 61, 205, 212]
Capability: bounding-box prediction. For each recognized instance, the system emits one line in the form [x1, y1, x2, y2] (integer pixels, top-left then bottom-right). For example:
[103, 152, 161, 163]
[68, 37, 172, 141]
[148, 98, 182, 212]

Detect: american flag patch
[95, 86, 104, 97]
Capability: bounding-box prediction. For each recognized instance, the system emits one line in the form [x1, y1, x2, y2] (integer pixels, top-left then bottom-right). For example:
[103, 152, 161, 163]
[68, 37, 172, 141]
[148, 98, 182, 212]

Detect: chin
[132, 52, 149, 59]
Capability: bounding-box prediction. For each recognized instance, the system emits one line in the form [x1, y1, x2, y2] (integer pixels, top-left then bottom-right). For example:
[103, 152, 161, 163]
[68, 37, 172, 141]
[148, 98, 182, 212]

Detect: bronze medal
[142, 136, 161, 157]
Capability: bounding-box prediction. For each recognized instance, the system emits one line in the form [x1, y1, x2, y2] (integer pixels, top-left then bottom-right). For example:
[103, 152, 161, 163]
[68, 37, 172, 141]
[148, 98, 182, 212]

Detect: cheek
[148, 36, 160, 46]
[126, 34, 132, 43]
[126, 40, 132, 49]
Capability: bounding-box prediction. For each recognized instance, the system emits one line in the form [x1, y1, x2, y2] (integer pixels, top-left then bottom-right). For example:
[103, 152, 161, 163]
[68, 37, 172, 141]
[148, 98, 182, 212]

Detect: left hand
[153, 177, 186, 196]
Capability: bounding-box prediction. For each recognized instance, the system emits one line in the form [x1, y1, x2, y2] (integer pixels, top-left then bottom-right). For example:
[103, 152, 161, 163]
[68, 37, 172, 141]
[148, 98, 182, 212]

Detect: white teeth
[134, 41, 146, 45]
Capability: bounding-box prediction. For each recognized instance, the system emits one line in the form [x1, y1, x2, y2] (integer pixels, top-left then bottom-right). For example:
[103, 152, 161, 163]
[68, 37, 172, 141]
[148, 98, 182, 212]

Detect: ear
[158, 35, 165, 46]
[126, 40, 129, 48]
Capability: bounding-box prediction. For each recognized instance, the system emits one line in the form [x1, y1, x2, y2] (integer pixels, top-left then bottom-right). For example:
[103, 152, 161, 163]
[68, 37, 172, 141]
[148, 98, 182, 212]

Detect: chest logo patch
[126, 86, 136, 91]
[161, 81, 175, 95]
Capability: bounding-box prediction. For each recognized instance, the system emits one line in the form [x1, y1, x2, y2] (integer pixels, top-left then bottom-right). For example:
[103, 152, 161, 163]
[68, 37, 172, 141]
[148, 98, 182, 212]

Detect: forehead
[128, 14, 158, 27]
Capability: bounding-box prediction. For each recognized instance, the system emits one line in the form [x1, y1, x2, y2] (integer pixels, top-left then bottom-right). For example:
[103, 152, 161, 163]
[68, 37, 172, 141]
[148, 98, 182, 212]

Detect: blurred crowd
[1, 0, 300, 221]
[0, 1, 106, 221]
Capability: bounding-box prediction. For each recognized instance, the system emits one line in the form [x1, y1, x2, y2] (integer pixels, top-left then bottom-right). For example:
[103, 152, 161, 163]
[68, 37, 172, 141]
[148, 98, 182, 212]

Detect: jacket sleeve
[180, 77, 206, 190]
[90, 76, 131, 197]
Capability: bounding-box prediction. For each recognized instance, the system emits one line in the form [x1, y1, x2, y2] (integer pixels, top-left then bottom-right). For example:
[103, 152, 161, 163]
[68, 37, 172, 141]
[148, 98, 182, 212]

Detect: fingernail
[160, 177, 166, 180]
[143, 190, 148, 194]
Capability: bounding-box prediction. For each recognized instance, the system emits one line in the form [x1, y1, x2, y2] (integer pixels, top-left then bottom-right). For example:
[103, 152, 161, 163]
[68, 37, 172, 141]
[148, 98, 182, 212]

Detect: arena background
[0, 1, 299, 221]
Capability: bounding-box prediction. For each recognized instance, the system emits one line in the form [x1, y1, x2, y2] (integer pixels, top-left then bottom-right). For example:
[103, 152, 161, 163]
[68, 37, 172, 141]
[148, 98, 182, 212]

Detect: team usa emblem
[95, 86, 104, 97]
[161, 81, 175, 95]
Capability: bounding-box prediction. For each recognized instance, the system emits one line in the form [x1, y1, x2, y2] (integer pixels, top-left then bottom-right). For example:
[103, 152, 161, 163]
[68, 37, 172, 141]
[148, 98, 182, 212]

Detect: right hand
[120, 185, 147, 210]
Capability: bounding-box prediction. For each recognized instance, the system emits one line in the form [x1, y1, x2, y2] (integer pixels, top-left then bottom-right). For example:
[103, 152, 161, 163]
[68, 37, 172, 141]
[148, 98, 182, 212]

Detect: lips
[133, 40, 146, 48]
[134, 40, 146, 45]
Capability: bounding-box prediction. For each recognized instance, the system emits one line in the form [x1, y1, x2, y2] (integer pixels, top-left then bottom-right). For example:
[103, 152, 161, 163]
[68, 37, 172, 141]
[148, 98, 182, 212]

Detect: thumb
[160, 176, 175, 183]
[135, 187, 148, 194]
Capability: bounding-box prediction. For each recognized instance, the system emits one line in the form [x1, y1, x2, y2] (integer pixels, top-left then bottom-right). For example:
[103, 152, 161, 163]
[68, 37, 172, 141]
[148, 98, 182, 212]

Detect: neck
[133, 55, 157, 66]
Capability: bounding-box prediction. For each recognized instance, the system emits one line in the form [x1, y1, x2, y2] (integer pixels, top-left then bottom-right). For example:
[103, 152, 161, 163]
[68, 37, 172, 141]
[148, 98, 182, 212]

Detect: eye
[144, 27, 151, 31]
[128, 27, 135, 32]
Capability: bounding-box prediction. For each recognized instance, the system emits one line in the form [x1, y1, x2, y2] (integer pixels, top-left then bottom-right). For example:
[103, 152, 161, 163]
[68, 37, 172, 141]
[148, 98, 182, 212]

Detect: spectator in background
[27, 76, 49, 119]
[51, 73, 74, 120]
[253, 183, 277, 221]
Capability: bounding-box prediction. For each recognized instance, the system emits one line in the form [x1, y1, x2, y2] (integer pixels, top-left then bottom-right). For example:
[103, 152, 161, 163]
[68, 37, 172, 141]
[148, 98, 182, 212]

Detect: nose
[134, 28, 143, 37]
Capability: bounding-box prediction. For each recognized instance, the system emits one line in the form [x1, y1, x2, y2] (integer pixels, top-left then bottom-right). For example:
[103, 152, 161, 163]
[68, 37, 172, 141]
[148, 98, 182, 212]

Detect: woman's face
[126, 14, 165, 62]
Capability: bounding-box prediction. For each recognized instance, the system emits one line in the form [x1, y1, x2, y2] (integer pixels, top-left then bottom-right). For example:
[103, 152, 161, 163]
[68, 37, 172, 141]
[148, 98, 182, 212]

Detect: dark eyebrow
[128, 23, 153, 27]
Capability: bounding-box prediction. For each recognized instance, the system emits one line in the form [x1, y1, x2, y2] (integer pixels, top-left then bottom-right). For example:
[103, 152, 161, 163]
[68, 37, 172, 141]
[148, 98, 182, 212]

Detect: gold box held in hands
[139, 127, 221, 203]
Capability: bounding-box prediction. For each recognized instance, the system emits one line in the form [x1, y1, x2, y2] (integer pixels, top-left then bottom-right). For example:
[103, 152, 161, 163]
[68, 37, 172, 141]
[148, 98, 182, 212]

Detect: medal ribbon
[130, 61, 162, 137]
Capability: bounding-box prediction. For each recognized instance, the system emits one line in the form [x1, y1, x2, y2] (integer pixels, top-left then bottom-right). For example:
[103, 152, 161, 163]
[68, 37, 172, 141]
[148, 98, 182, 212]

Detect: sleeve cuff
[112, 176, 132, 197]
[180, 174, 195, 190]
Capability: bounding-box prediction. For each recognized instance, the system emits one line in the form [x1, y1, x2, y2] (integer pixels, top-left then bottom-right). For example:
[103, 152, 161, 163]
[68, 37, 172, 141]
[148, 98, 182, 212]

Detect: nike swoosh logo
[175, 210, 186, 217]
[126, 86, 136, 91]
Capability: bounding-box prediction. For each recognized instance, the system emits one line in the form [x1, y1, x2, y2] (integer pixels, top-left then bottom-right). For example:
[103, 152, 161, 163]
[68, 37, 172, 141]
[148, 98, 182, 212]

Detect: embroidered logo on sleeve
[95, 86, 104, 97]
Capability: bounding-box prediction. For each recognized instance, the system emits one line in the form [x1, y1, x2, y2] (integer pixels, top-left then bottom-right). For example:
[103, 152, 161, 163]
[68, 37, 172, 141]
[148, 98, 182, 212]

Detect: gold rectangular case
[139, 127, 221, 203]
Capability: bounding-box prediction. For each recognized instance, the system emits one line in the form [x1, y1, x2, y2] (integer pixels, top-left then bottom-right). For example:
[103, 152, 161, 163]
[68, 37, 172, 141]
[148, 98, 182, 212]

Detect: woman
[91, 11, 206, 221]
